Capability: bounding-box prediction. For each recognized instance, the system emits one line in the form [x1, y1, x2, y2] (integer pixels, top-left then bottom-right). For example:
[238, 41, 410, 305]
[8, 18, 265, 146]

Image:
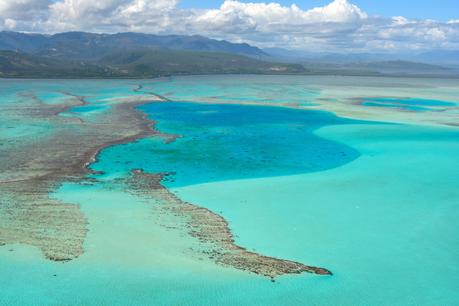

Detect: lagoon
[0, 75, 458, 305]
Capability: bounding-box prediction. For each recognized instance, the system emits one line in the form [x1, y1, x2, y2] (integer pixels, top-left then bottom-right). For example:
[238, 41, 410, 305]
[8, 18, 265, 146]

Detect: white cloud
[0, 0, 49, 17]
[305, 0, 367, 22]
[47, 0, 179, 32]
[0, 0, 457, 52]
[0, 0, 50, 31]
[392, 16, 409, 25]
[196, 0, 366, 27]
[3, 18, 16, 29]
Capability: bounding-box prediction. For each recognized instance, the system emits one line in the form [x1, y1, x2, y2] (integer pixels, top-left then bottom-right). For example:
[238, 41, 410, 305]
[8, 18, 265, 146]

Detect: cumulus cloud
[47, 0, 179, 32]
[0, 0, 458, 52]
[0, 0, 49, 17]
[196, 0, 366, 28]
[192, 0, 367, 44]
[0, 0, 50, 31]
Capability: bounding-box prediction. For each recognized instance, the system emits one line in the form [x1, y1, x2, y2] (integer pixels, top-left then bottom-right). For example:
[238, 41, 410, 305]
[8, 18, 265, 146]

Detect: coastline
[1, 70, 459, 80]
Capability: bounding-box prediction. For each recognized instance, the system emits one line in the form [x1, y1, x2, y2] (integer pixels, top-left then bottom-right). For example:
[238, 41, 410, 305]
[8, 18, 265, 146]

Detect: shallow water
[362, 97, 457, 112]
[173, 123, 459, 305]
[1, 76, 458, 305]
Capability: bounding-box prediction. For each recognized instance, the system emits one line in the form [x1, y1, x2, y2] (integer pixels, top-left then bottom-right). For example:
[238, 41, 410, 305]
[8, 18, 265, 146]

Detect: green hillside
[0, 49, 304, 78]
[101, 50, 305, 77]
[0, 50, 116, 78]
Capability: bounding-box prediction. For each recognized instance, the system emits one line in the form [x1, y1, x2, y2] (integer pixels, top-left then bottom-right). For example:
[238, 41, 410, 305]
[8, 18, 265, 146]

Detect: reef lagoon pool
[1, 75, 458, 305]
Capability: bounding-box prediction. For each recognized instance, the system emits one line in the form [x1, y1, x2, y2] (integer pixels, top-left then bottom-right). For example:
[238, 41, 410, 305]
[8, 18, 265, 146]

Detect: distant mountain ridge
[0, 49, 304, 78]
[0, 31, 267, 60]
[264, 48, 459, 67]
[0, 31, 457, 78]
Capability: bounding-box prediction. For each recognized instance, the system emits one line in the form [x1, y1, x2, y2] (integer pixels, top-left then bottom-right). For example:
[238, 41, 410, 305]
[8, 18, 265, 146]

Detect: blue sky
[181, 0, 458, 21]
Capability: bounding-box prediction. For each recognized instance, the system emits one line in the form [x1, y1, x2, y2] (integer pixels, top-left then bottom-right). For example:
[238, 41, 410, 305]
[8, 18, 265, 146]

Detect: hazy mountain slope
[101, 50, 305, 77]
[298, 60, 457, 77]
[417, 50, 459, 66]
[340, 60, 455, 75]
[264, 47, 459, 68]
[0, 49, 303, 78]
[0, 32, 49, 53]
[0, 31, 267, 60]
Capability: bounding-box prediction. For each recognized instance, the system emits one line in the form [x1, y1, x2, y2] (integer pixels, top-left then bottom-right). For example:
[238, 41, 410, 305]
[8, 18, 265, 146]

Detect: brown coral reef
[124, 169, 332, 278]
[0, 93, 160, 261]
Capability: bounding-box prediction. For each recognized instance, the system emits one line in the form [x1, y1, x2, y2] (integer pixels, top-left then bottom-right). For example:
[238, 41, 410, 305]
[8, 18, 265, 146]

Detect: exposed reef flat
[0, 91, 162, 261]
[123, 169, 332, 279]
[0, 178, 87, 261]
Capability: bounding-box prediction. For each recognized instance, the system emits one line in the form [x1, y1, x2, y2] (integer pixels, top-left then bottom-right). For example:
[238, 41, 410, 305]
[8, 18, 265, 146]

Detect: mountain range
[0, 31, 457, 78]
[0, 31, 267, 60]
[263, 48, 459, 67]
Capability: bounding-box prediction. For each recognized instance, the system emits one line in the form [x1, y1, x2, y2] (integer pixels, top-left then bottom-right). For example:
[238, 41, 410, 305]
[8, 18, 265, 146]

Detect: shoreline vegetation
[0, 88, 331, 278]
[1, 52, 458, 80]
[2, 70, 459, 80]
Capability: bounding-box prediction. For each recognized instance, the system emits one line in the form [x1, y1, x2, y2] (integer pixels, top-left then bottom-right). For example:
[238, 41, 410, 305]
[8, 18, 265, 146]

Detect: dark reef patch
[93, 102, 363, 188]
[358, 97, 457, 112]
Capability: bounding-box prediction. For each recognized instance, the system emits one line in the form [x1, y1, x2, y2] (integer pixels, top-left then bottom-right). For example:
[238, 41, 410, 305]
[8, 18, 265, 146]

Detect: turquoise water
[363, 101, 432, 111]
[138, 75, 322, 106]
[71, 104, 107, 113]
[92, 102, 362, 186]
[173, 122, 459, 305]
[36, 91, 73, 105]
[362, 97, 457, 112]
[1, 76, 459, 305]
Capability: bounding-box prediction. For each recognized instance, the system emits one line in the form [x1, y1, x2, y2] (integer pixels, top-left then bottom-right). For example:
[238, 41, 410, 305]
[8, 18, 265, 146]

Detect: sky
[180, 0, 459, 21]
[0, 0, 458, 52]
